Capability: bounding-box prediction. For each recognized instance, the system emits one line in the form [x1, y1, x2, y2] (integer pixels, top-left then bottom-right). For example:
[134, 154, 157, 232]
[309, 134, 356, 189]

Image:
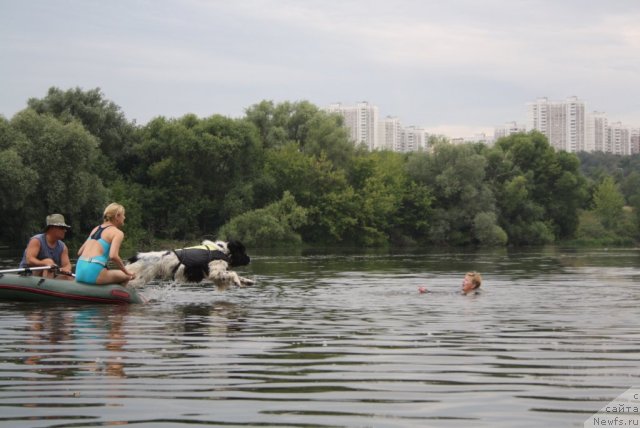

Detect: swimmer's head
[462, 271, 482, 294]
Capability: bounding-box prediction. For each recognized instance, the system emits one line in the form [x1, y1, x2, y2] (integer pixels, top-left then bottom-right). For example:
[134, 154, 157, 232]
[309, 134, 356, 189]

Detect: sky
[1, 0, 640, 138]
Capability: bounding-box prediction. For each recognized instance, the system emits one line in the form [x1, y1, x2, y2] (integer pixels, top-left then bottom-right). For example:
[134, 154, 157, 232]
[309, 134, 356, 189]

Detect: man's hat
[45, 213, 71, 230]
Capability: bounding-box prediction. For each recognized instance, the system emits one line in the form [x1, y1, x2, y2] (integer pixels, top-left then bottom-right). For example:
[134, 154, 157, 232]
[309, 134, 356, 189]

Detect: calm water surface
[0, 247, 639, 427]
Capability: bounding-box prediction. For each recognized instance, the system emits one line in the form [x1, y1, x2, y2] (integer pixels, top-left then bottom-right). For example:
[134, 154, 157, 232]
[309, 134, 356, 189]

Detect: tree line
[1, 87, 638, 251]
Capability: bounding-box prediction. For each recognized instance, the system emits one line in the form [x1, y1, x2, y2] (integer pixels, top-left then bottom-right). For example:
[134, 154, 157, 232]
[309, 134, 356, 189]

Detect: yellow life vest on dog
[173, 244, 229, 268]
[183, 243, 219, 252]
[171, 243, 230, 282]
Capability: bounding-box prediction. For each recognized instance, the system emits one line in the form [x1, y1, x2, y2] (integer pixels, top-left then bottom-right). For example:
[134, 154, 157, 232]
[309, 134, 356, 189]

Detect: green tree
[245, 100, 354, 168]
[132, 114, 262, 239]
[345, 151, 416, 245]
[578, 152, 640, 242]
[407, 144, 496, 245]
[620, 170, 640, 196]
[593, 176, 625, 230]
[244, 100, 289, 149]
[0, 117, 38, 243]
[27, 87, 137, 182]
[473, 212, 508, 246]
[548, 151, 588, 238]
[575, 210, 612, 242]
[9, 109, 108, 243]
[391, 180, 433, 245]
[218, 191, 308, 247]
[260, 143, 356, 243]
[487, 132, 587, 244]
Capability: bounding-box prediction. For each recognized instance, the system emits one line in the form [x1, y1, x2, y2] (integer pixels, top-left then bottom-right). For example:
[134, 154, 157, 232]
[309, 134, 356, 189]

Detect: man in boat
[19, 213, 73, 279]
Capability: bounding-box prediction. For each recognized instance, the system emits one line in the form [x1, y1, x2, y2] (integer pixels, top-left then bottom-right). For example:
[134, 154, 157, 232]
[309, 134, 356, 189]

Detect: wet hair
[103, 203, 125, 222]
[466, 271, 482, 289]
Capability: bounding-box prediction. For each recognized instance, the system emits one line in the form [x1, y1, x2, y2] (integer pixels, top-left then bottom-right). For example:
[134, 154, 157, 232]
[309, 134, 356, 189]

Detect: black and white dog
[126, 240, 254, 289]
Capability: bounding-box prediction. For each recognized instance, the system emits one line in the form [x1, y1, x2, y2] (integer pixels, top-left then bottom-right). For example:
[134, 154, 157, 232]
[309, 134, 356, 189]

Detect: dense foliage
[575, 152, 640, 245]
[1, 87, 637, 250]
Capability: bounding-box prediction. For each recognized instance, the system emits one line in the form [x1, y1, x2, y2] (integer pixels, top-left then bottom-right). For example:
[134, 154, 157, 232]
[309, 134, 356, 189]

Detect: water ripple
[1, 248, 639, 427]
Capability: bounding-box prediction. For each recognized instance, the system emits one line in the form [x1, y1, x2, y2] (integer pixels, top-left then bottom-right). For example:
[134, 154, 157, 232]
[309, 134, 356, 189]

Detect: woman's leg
[96, 268, 130, 286]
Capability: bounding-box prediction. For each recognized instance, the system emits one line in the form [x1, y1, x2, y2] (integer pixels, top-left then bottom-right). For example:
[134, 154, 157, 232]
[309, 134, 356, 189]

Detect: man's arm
[60, 244, 72, 272]
[24, 238, 52, 267]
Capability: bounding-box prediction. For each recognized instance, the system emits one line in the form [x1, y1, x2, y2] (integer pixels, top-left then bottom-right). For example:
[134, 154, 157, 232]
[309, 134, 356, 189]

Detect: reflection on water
[13, 305, 129, 379]
[0, 247, 639, 427]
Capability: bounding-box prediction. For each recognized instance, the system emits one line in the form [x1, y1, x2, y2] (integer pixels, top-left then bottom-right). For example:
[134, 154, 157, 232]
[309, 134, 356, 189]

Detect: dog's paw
[208, 270, 254, 290]
[239, 276, 255, 287]
[212, 277, 234, 291]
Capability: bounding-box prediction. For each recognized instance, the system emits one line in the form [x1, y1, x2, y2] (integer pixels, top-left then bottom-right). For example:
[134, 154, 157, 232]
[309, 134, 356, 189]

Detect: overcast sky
[1, 0, 639, 138]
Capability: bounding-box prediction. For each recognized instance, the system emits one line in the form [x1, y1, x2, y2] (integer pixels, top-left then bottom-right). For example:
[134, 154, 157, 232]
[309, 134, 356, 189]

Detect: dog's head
[226, 240, 250, 267]
[201, 239, 250, 267]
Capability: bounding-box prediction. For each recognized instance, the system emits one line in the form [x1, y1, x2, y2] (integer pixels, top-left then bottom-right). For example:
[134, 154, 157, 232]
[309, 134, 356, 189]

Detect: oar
[0, 265, 56, 275]
[56, 269, 76, 278]
[0, 266, 76, 278]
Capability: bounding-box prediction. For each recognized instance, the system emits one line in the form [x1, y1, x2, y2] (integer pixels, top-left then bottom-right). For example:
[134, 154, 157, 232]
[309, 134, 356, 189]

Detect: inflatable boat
[0, 267, 145, 304]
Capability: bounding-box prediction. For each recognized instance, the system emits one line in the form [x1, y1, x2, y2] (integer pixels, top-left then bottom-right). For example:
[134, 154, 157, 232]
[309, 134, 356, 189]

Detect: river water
[0, 247, 639, 427]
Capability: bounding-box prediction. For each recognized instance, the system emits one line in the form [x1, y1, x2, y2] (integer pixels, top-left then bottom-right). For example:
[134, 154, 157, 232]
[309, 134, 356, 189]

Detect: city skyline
[1, 1, 640, 139]
[329, 97, 640, 155]
[333, 94, 638, 139]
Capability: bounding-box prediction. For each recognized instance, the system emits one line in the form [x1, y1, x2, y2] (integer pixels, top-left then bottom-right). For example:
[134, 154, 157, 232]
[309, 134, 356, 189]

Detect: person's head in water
[462, 271, 482, 294]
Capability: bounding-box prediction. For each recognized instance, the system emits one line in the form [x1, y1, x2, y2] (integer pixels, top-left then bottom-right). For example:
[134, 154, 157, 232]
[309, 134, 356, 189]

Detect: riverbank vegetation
[1, 87, 638, 250]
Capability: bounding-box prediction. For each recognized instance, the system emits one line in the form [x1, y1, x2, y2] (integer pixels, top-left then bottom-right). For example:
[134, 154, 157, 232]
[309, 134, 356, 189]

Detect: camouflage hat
[45, 213, 71, 230]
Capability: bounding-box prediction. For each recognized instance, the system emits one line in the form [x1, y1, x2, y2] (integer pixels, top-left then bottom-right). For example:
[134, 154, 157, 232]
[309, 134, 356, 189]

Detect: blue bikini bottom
[75, 258, 106, 284]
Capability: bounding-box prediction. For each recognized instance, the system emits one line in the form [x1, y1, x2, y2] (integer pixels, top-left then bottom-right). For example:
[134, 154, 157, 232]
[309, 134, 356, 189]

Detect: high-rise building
[401, 126, 429, 152]
[586, 111, 608, 152]
[327, 103, 430, 152]
[326, 102, 378, 150]
[527, 97, 550, 137]
[566, 96, 586, 152]
[607, 122, 631, 155]
[378, 116, 402, 151]
[631, 129, 640, 155]
[469, 133, 493, 145]
[526, 96, 585, 152]
[494, 121, 526, 140]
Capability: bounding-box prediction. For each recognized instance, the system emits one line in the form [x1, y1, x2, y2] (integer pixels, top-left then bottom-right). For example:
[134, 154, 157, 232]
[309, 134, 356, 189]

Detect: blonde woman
[461, 271, 482, 295]
[76, 203, 136, 285]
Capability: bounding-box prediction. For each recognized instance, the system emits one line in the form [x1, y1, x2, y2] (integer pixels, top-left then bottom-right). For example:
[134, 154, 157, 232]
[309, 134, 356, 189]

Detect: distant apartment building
[527, 96, 585, 152]
[526, 96, 640, 155]
[607, 122, 631, 155]
[401, 126, 430, 152]
[327, 99, 637, 155]
[631, 129, 640, 154]
[586, 111, 607, 152]
[494, 121, 526, 140]
[470, 133, 494, 145]
[326, 102, 378, 150]
[378, 116, 402, 151]
[566, 96, 586, 152]
[327, 103, 429, 152]
[378, 119, 430, 152]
